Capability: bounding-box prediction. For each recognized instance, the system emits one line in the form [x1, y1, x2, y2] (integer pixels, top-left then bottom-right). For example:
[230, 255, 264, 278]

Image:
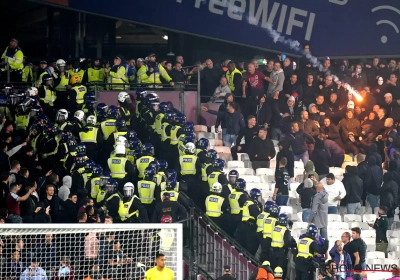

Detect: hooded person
[342, 166, 363, 213]
[364, 156, 383, 214]
[388, 160, 400, 203]
[380, 172, 398, 226]
[373, 76, 388, 105]
[368, 143, 383, 167]
[275, 139, 294, 178]
[309, 138, 329, 177]
[296, 178, 317, 222]
[308, 182, 329, 238]
[303, 161, 319, 182]
[58, 176, 72, 201]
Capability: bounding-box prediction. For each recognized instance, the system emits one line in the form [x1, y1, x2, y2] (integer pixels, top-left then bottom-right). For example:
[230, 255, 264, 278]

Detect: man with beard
[1, 38, 24, 83]
[87, 58, 105, 91]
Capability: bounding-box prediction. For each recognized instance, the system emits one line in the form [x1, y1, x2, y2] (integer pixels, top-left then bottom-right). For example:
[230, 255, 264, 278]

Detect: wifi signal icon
[371, 5, 400, 43]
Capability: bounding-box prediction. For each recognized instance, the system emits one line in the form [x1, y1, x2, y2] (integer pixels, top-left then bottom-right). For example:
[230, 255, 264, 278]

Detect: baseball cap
[137, 58, 145, 62]
[10, 38, 18, 43]
[40, 60, 47, 64]
[162, 192, 171, 198]
[223, 265, 231, 271]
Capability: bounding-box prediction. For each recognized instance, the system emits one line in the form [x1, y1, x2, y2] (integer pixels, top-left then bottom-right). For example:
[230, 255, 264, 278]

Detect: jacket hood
[304, 178, 314, 188]
[368, 156, 376, 166]
[389, 160, 398, 171]
[383, 172, 393, 183]
[369, 143, 378, 153]
[62, 176, 72, 189]
[273, 69, 284, 75]
[315, 139, 325, 149]
[305, 161, 315, 172]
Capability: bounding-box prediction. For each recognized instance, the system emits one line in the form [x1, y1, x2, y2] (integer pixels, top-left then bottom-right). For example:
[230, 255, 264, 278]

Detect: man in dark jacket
[201, 93, 234, 132]
[248, 127, 276, 169]
[298, 111, 319, 137]
[321, 135, 345, 168]
[59, 193, 78, 223]
[388, 160, 400, 206]
[338, 109, 361, 154]
[275, 139, 294, 179]
[342, 166, 363, 214]
[231, 115, 258, 160]
[368, 205, 389, 256]
[379, 172, 398, 228]
[364, 157, 383, 214]
[223, 102, 245, 147]
[296, 177, 316, 222]
[285, 122, 315, 165]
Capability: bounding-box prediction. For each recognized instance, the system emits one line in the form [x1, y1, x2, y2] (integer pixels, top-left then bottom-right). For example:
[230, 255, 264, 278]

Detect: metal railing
[180, 193, 259, 280]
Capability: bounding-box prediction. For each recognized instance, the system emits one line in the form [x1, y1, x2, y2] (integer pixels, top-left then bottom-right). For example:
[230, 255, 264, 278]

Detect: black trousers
[231, 145, 248, 160]
[10, 69, 22, 84]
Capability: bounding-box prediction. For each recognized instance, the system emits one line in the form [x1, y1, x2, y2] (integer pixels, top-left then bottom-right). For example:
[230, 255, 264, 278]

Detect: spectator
[379, 172, 398, 228]
[85, 206, 97, 223]
[309, 138, 329, 178]
[302, 74, 319, 108]
[79, 198, 94, 213]
[225, 61, 242, 97]
[255, 93, 271, 127]
[9, 160, 21, 185]
[356, 154, 368, 182]
[6, 250, 24, 280]
[51, 256, 75, 280]
[347, 227, 367, 270]
[58, 176, 72, 202]
[338, 109, 361, 154]
[285, 122, 315, 164]
[20, 259, 47, 280]
[329, 240, 353, 280]
[0, 171, 10, 208]
[304, 161, 320, 182]
[41, 185, 60, 222]
[32, 202, 51, 223]
[36, 234, 57, 272]
[296, 177, 316, 222]
[318, 134, 345, 168]
[275, 139, 294, 180]
[364, 156, 383, 214]
[266, 61, 285, 99]
[231, 115, 258, 160]
[368, 205, 389, 257]
[216, 265, 236, 280]
[309, 182, 328, 239]
[169, 62, 187, 84]
[368, 143, 383, 167]
[223, 102, 245, 147]
[320, 173, 346, 214]
[273, 157, 290, 206]
[342, 166, 363, 214]
[60, 193, 78, 223]
[7, 183, 35, 223]
[351, 64, 368, 89]
[211, 77, 232, 102]
[320, 117, 343, 148]
[298, 111, 319, 137]
[248, 127, 276, 169]
[201, 59, 224, 98]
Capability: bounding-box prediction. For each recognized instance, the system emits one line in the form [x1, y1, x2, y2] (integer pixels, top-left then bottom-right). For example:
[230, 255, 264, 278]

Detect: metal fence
[181, 193, 259, 280]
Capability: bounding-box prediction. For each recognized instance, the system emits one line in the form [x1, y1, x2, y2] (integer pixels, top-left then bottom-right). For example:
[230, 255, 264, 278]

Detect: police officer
[2, 38, 24, 83]
[71, 110, 86, 138]
[55, 109, 73, 132]
[195, 137, 209, 164]
[177, 142, 201, 201]
[68, 74, 87, 113]
[177, 133, 196, 157]
[207, 159, 231, 196]
[67, 59, 87, 83]
[256, 201, 274, 249]
[154, 102, 168, 143]
[86, 164, 103, 199]
[119, 182, 148, 223]
[54, 59, 69, 108]
[103, 179, 122, 221]
[152, 192, 187, 223]
[205, 182, 230, 232]
[199, 149, 217, 206]
[104, 55, 127, 90]
[137, 166, 158, 218]
[160, 177, 189, 207]
[117, 91, 132, 127]
[54, 132, 75, 177]
[235, 188, 262, 256]
[95, 171, 111, 206]
[141, 93, 160, 143]
[226, 61, 242, 96]
[22, 61, 33, 83]
[228, 178, 249, 237]
[82, 93, 96, 117]
[106, 118, 128, 151]
[274, 267, 283, 280]
[87, 58, 105, 91]
[107, 145, 135, 191]
[40, 123, 59, 172]
[38, 74, 57, 120]
[137, 53, 174, 88]
[136, 143, 156, 180]
[168, 112, 186, 168]
[126, 137, 141, 165]
[159, 110, 176, 160]
[151, 215, 176, 255]
[14, 96, 32, 132]
[228, 170, 239, 188]
[295, 224, 329, 280]
[261, 204, 280, 263]
[270, 213, 296, 279]
[159, 169, 188, 195]
[133, 88, 147, 134]
[70, 154, 87, 193]
[58, 138, 77, 176]
[100, 105, 118, 141]
[96, 103, 108, 122]
[79, 115, 103, 162]
[148, 161, 164, 190]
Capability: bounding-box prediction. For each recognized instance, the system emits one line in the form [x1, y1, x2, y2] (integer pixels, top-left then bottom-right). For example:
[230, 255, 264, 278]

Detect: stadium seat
[342, 161, 357, 169]
[280, 206, 294, 214]
[247, 182, 269, 191]
[327, 222, 349, 230]
[240, 175, 261, 183]
[388, 251, 400, 259]
[194, 125, 207, 132]
[262, 191, 274, 200]
[344, 154, 353, 162]
[227, 161, 245, 168]
[343, 214, 362, 222]
[328, 230, 343, 240]
[256, 168, 274, 176]
[328, 214, 342, 222]
[295, 174, 304, 183]
[210, 126, 221, 133]
[367, 251, 385, 259]
[329, 167, 344, 177]
[288, 190, 299, 199]
[293, 168, 304, 177]
[348, 222, 369, 230]
[272, 140, 279, 147]
[292, 222, 308, 230]
[389, 238, 400, 251]
[208, 139, 223, 147]
[294, 212, 303, 222]
[289, 182, 300, 191]
[294, 161, 304, 169]
[260, 175, 274, 183]
[362, 230, 376, 238]
[237, 153, 250, 161]
[364, 237, 376, 245]
[362, 214, 377, 223]
[366, 258, 384, 265]
[214, 146, 231, 154]
[269, 159, 277, 168]
[291, 229, 304, 239]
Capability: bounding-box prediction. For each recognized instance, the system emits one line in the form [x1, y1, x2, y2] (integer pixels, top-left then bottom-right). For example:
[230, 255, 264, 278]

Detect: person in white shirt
[211, 77, 231, 102]
[320, 173, 346, 214]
